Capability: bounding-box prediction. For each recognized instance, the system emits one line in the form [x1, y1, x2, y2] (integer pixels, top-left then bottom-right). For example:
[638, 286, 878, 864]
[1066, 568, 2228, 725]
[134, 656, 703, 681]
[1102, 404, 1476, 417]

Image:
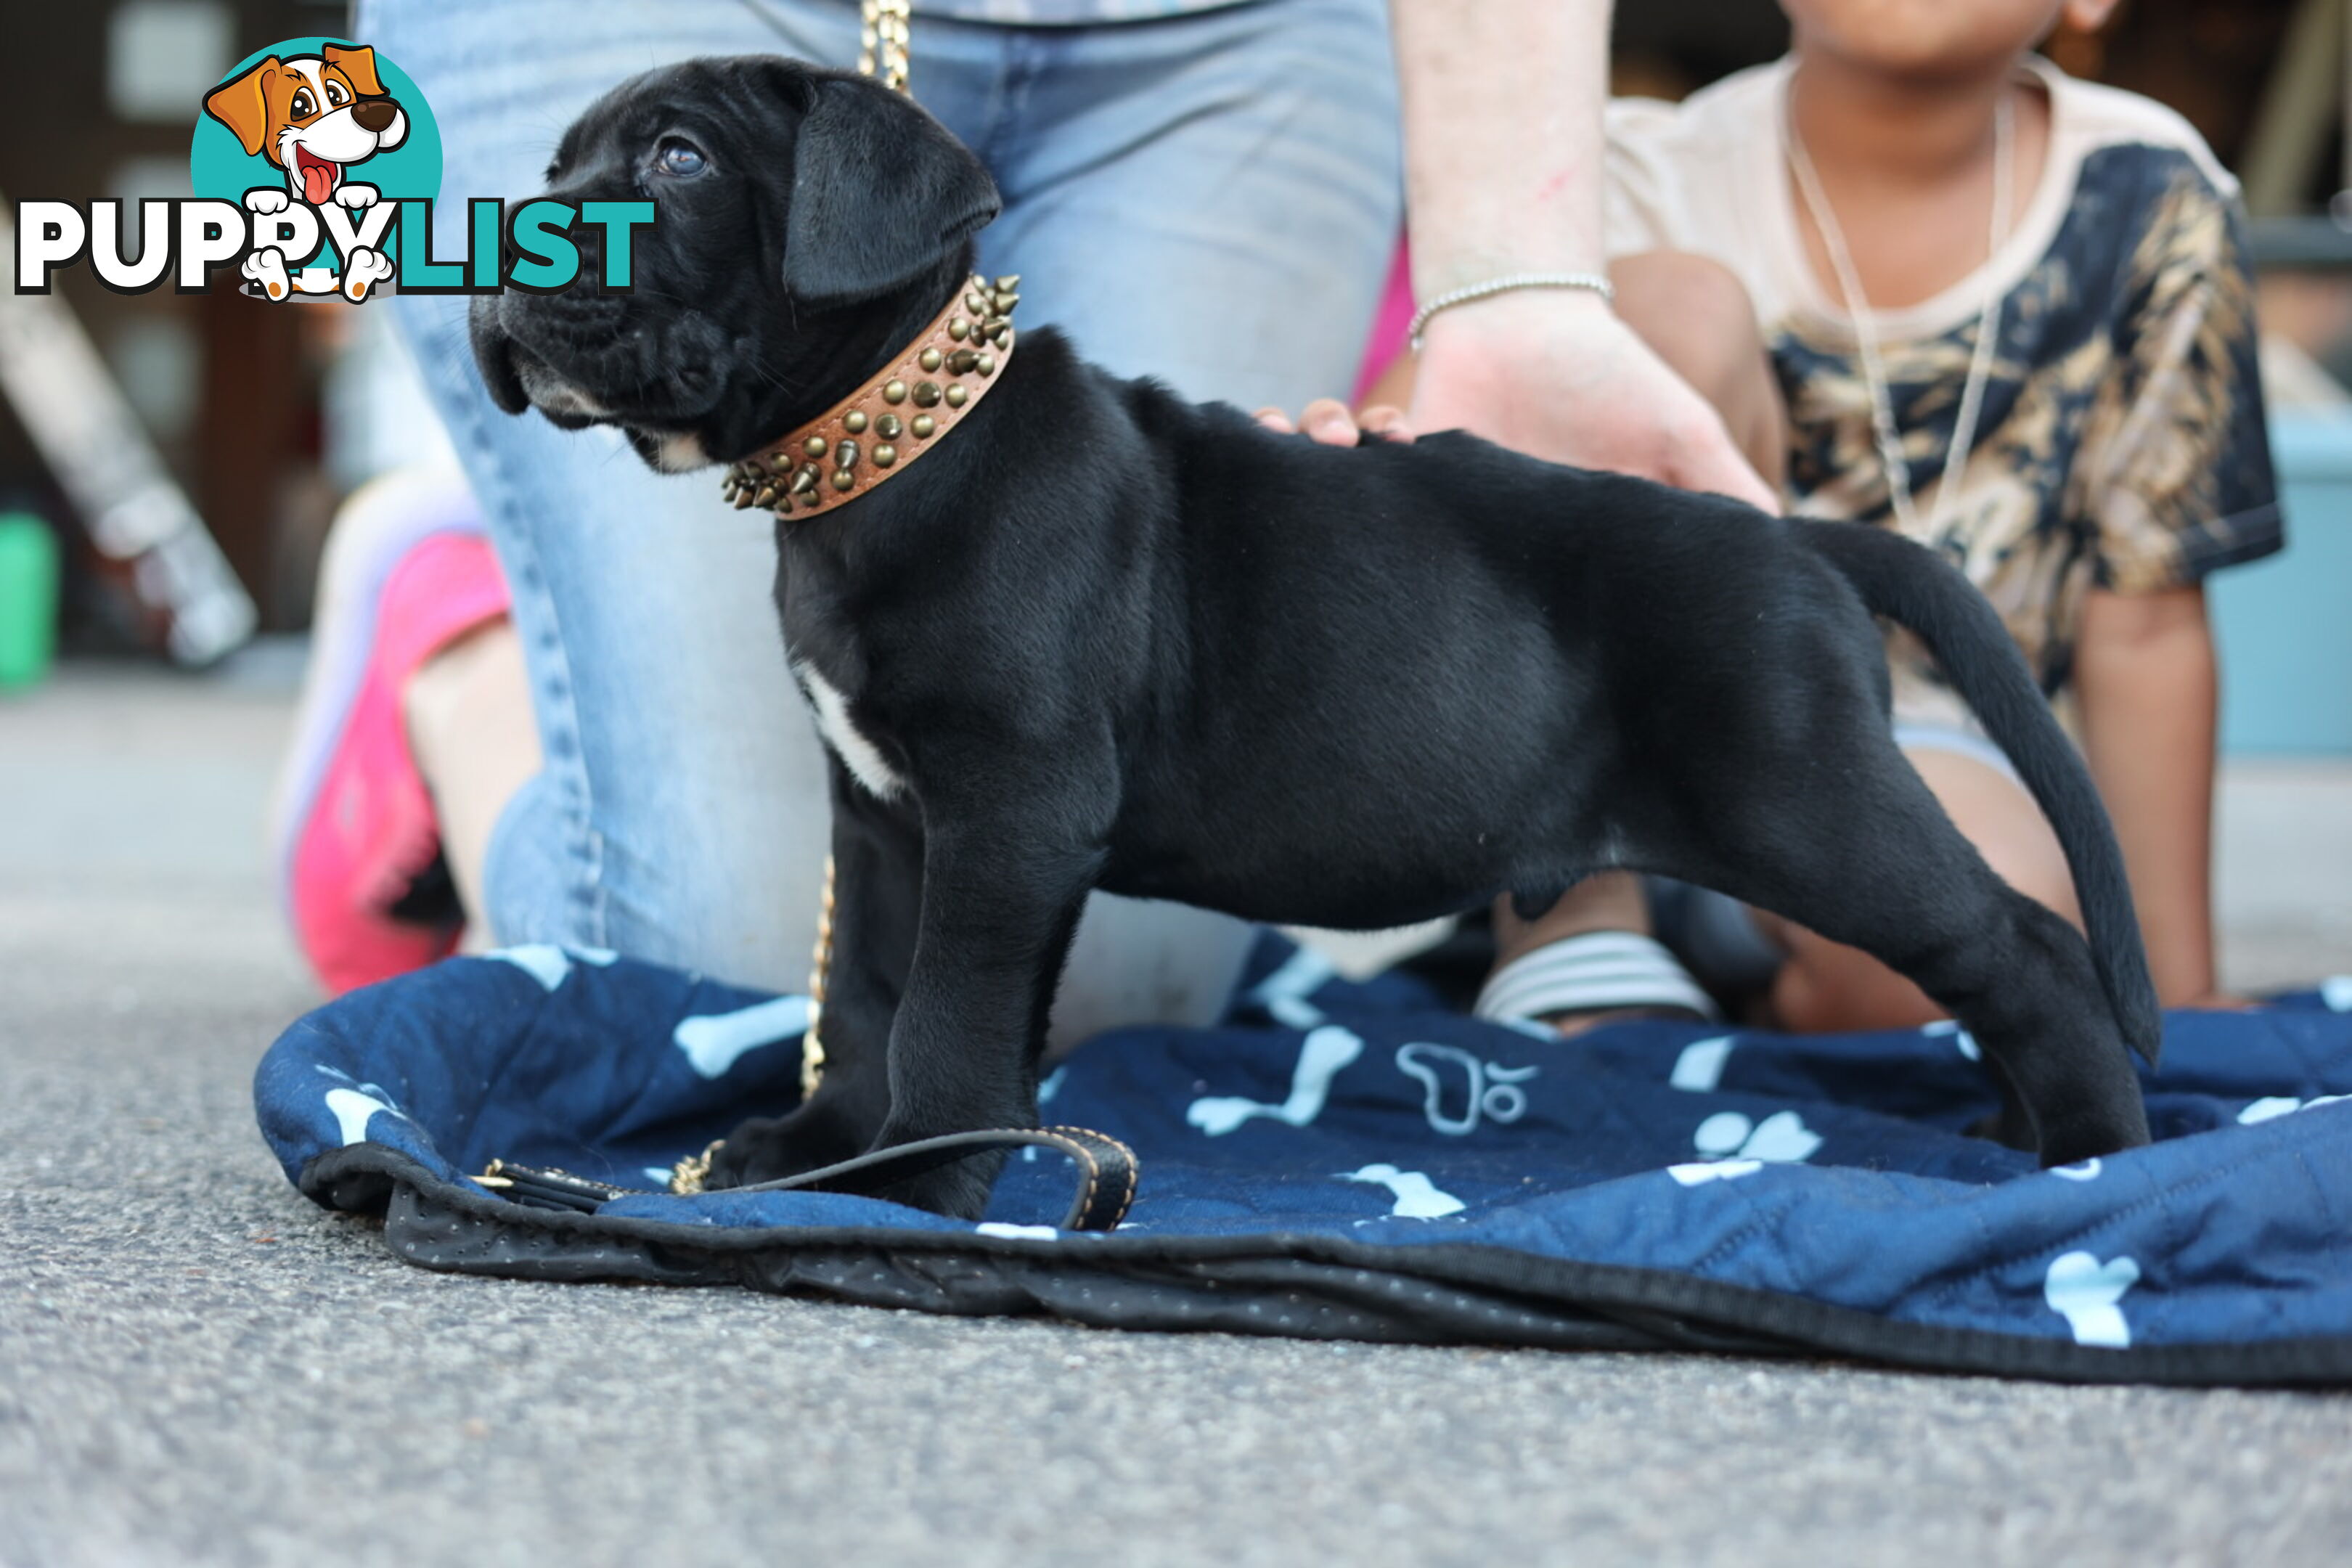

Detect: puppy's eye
[325, 81, 347, 107]
[655, 139, 709, 179]
[290, 89, 315, 119]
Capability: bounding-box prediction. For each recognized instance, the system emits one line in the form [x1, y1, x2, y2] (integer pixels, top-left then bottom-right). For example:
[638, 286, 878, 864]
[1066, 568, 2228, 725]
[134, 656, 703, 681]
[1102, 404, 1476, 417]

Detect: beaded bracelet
[1406, 271, 1616, 351]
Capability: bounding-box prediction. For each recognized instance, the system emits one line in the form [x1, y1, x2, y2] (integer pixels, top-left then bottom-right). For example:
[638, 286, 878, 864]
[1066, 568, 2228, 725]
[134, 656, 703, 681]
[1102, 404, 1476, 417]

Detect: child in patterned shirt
[1344, 0, 2281, 1032]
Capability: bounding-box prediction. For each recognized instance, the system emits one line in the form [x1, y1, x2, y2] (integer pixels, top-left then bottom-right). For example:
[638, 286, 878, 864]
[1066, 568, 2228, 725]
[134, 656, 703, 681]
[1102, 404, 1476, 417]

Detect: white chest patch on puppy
[795, 662, 906, 800]
[652, 431, 709, 472]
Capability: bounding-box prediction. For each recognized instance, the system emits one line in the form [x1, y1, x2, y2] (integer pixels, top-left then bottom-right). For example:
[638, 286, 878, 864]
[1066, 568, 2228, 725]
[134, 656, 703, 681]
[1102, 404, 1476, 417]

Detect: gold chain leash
[801, 854, 836, 1100]
[859, 0, 912, 94]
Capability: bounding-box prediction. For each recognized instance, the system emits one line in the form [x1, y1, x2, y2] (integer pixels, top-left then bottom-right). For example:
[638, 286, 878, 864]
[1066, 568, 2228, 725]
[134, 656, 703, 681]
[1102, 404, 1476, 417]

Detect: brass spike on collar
[722, 273, 1018, 518]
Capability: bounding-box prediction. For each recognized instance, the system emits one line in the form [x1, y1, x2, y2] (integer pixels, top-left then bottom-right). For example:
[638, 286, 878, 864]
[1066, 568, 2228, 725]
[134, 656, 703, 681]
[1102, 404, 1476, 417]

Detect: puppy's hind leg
[1651, 734, 2150, 1166]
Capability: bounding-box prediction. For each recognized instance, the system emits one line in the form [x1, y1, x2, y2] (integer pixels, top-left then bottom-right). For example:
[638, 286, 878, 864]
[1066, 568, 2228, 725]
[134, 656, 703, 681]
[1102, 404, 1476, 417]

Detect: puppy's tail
[1801, 520, 2162, 1063]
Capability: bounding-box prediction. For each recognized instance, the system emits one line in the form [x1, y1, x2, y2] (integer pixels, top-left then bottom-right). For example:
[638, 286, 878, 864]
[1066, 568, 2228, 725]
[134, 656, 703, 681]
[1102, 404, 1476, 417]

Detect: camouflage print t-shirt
[1604, 57, 2283, 732]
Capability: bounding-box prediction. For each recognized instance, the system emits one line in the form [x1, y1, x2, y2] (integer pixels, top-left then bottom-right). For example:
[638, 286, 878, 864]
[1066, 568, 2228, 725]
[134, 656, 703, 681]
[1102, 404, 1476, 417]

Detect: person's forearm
[1377, 1, 1779, 509]
[2075, 586, 2223, 1005]
[1391, 0, 1612, 297]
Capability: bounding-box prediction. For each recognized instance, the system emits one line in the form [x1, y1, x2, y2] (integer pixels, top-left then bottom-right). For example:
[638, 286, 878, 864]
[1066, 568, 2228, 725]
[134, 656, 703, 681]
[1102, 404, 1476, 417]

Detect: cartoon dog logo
[203, 44, 407, 302]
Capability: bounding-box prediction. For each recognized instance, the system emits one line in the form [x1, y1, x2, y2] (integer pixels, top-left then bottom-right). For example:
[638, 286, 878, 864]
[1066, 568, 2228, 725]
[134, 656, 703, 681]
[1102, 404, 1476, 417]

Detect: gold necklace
[1784, 81, 2015, 536]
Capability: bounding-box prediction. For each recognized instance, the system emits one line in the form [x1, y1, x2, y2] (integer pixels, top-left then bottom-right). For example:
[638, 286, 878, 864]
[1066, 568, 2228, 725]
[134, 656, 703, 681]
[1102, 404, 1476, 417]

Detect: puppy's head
[469, 56, 1000, 472]
[205, 45, 409, 203]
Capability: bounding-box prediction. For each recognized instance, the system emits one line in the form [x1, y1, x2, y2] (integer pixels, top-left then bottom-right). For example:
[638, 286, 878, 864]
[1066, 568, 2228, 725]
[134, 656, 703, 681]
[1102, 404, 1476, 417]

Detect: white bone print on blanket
[1342, 1164, 1466, 1219]
[324, 1087, 395, 1146]
[672, 996, 812, 1079]
[314, 1065, 403, 1146]
[489, 944, 617, 992]
[1244, 945, 1337, 1029]
[2044, 1251, 2140, 1347]
[1187, 1026, 1362, 1135]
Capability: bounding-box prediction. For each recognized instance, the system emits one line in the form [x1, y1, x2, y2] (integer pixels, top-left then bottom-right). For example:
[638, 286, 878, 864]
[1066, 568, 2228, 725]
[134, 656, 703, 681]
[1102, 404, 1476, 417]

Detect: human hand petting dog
[1254, 290, 1777, 514]
[1292, 0, 1781, 510]
[1411, 293, 1781, 511]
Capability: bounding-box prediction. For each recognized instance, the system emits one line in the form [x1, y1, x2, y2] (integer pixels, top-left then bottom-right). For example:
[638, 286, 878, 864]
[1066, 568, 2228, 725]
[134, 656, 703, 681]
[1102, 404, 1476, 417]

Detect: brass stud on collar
[738, 273, 1015, 517]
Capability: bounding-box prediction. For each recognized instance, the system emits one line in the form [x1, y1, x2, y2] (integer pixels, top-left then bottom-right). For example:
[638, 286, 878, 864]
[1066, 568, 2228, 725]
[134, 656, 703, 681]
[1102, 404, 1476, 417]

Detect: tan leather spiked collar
[722, 272, 1018, 518]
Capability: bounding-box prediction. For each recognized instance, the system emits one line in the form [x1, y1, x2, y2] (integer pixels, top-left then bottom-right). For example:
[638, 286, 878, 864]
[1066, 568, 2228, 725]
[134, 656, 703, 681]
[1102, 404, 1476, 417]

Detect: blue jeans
[359, 0, 1402, 1040]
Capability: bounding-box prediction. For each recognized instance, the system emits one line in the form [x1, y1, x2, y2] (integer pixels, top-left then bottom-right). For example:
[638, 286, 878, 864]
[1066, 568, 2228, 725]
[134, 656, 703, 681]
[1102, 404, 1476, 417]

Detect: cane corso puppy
[470, 57, 2157, 1219]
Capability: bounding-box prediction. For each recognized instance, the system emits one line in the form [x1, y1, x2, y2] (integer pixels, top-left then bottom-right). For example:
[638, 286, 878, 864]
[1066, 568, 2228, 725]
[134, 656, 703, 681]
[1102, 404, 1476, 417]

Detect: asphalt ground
[4, 663, 2349, 1567]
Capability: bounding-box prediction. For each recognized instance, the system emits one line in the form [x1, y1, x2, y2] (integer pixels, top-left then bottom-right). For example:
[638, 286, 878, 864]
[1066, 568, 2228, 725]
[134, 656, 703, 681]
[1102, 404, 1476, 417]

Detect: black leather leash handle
[727, 1125, 1138, 1232]
[480, 1125, 1137, 1232]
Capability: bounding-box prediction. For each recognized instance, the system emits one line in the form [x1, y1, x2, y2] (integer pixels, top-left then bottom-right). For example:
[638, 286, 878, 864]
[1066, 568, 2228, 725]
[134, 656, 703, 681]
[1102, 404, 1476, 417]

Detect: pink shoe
[271, 468, 510, 994]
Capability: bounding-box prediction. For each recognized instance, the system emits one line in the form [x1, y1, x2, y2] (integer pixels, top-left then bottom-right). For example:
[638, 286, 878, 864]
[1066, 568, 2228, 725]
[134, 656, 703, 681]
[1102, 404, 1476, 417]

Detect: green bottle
[0, 513, 60, 691]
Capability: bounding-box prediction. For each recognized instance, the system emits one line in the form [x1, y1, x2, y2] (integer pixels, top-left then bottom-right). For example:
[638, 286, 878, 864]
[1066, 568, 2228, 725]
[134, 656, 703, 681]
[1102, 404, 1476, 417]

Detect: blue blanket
[256, 939, 2352, 1384]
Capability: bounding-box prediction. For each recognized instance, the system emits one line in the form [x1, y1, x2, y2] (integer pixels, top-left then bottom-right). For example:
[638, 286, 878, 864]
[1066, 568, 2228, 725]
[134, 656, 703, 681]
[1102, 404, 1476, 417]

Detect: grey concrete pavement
[4, 664, 2351, 1568]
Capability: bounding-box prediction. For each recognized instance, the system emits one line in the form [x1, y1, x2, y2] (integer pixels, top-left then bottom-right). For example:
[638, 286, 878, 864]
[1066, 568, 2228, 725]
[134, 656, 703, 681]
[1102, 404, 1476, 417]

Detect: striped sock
[1474, 931, 1720, 1026]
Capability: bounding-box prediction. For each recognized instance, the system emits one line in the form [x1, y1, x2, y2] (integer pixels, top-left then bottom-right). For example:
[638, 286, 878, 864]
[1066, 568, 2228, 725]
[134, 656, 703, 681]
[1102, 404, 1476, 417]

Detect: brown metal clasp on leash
[473, 1159, 648, 1213]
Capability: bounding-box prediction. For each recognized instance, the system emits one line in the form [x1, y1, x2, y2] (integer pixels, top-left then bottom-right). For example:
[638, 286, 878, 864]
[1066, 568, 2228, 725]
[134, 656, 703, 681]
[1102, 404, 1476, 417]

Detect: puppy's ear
[784, 74, 1000, 307]
[204, 58, 279, 158]
[323, 43, 387, 99]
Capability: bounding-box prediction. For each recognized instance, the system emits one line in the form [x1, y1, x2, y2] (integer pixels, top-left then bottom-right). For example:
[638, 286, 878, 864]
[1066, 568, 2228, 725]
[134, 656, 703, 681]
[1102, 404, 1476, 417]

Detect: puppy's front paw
[701, 1113, 1003, 1220]
[242, 187, 290, 214]
[336, 183, 380, 210]
[703, 1116, 809, 1190]
[703, 1103, 870, 1191]
[878, 1156, 1000, 1223]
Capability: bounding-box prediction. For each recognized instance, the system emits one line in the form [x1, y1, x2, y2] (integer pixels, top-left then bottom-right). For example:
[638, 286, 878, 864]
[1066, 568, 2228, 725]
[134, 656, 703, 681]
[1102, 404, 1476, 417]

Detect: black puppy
[471, 57, 2157, 1219]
